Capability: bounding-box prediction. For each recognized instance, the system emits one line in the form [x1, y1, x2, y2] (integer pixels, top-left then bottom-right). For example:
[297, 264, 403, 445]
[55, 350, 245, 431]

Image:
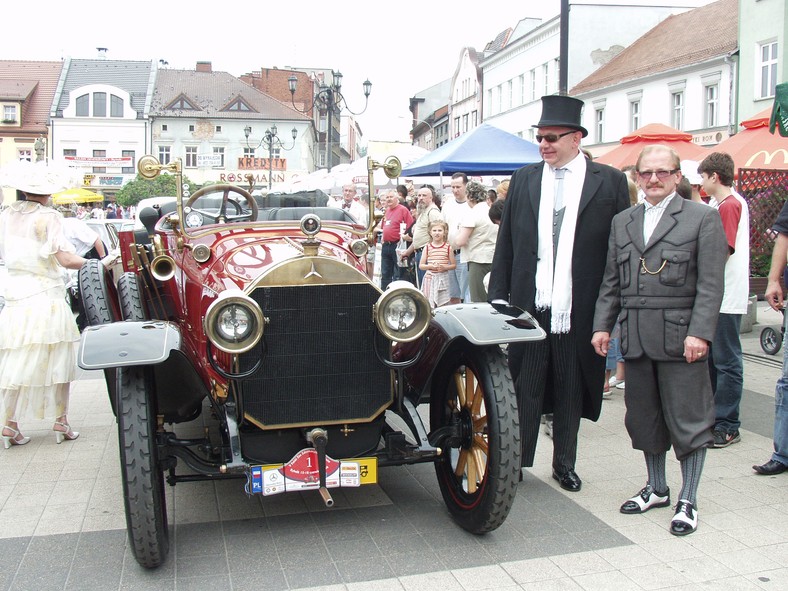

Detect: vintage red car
[77, 155, 544, 568]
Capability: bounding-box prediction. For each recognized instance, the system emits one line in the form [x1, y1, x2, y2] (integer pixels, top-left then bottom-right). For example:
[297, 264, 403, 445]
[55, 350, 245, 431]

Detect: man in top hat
[489, 95, 630, 491]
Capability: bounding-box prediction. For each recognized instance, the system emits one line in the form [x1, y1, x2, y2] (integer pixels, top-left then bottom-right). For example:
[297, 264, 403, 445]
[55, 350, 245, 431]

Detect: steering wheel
[185, 184, 259, 224]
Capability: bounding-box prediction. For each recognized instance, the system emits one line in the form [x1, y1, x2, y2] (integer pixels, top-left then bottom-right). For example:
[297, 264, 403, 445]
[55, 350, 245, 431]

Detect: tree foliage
[115, 173, 198, 207]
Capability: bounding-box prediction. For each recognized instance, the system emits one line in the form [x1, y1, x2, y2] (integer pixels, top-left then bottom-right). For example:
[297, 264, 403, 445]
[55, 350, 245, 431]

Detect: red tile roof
[570, 0, 738, 95]
[0, 61, 63, 132]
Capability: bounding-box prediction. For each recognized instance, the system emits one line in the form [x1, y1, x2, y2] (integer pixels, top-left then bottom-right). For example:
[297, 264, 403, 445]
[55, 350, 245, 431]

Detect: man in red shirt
[377, 189, 413, 290]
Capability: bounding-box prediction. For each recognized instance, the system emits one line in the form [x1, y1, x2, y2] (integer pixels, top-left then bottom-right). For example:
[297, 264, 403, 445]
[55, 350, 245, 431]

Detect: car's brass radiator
[240, 284, 391, 428]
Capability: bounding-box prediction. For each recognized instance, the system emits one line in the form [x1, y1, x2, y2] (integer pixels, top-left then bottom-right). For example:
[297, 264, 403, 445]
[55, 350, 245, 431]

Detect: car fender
[78, 320, 182, 370]
[430, 303, 545, 346]
[400, 303, 545, 401]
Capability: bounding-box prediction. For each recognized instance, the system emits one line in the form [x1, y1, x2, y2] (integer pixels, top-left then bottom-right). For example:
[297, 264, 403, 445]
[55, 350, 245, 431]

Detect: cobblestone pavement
[1, 303, 786, 590]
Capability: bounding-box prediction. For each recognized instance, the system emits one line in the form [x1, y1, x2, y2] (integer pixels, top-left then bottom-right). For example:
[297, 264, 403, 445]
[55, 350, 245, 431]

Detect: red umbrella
[595, 123, 712, 169]
[713, 109, 788, 171]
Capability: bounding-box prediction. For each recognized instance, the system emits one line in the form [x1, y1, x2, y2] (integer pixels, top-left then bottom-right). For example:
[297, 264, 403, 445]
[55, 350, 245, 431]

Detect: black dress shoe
[753, 459, 788, 475]
[552, 469, 582, 492]
[670, 500, 698, 536]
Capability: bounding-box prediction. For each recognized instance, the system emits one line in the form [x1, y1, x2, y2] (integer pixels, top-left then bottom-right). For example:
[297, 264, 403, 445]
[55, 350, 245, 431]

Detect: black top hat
[533, 95, 588, 137]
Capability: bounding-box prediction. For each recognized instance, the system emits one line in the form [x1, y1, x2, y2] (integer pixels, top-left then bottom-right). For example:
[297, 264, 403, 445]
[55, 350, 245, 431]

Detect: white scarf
[535, 161, 583, 333]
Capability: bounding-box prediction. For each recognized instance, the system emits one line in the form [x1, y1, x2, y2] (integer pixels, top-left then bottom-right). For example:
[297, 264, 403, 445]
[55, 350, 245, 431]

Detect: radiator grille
[240, 284, 392, 427]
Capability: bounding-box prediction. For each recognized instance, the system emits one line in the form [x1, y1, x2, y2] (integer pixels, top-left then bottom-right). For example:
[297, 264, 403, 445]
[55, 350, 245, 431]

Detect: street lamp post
[244, 124, 298, 190]
[288, 70, 371, 170]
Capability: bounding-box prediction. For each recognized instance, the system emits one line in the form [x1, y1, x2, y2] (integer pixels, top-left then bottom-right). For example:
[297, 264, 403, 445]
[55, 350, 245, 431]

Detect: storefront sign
[237, 157, 287, 171]
[65, 156, 134, 167]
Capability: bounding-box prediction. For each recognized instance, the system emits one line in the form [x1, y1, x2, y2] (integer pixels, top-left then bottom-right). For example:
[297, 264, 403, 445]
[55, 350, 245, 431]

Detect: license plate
[249, 448, 377, 497]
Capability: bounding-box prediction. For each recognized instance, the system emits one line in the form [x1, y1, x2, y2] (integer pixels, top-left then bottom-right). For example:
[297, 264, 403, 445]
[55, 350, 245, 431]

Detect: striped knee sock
[679, 448, 707, 506]
[644, 451, 668, 493]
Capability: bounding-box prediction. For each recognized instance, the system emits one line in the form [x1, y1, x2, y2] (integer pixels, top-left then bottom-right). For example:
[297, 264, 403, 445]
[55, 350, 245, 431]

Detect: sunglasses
[535, 130, 575, 143]
[637, 169, 679, 180]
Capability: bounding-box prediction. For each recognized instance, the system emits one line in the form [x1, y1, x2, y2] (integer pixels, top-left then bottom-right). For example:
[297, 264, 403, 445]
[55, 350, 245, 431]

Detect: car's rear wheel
[118, 273, 146, 321]
[117, 365, 169, 568]
[430, 345, 520, 533]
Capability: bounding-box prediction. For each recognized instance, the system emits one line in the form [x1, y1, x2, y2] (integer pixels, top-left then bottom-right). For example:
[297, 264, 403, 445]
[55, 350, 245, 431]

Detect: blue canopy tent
[401, 123, 541, 176]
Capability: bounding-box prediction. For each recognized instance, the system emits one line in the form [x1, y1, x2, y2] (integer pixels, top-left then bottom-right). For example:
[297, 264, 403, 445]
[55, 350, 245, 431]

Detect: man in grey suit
[489, 95, 630, 492]
[592, 144, 727, 536]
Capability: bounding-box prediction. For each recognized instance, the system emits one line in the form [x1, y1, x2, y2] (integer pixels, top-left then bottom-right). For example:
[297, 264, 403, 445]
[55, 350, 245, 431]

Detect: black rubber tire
[78, 259, 118, 326]
[761, 326, 782, 355]
[430, 345, 520, 534]
[117, 273, 146, 321]
[78, 258, 120, 414]
[117, 365, 169, 568]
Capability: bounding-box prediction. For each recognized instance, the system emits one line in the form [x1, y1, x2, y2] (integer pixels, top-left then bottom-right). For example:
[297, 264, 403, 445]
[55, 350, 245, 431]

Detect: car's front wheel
[117, 365, 169, 568]
[430, 345, 520, 533]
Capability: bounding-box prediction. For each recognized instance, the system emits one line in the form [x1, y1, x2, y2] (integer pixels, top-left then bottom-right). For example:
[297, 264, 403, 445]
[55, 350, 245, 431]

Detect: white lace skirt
[0, 284, 78, 421]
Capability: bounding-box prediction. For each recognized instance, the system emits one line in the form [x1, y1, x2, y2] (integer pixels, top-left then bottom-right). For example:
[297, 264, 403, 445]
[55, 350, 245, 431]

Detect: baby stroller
[760, 308, 785, 355]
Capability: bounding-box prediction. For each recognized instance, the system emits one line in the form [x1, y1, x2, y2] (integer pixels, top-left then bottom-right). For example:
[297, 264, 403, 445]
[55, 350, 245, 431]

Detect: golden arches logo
[746, 149, 788, 167]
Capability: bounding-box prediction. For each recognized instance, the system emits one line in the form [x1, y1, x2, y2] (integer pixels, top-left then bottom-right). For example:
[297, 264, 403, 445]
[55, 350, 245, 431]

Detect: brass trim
[242, 394, 392, 431]
[246, 256, 374, 291]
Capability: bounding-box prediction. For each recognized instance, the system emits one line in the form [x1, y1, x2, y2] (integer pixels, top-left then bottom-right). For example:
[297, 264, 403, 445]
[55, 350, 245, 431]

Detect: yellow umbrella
[52, 187, 103, 205]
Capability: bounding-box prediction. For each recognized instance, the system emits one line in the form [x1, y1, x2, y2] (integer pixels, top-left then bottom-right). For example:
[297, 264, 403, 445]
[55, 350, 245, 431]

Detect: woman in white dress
[0, 160, 88, 448]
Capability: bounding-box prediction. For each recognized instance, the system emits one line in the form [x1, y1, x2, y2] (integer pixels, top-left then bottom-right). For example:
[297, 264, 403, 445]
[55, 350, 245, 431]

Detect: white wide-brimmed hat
[0, 159, 82, 195]
[680, 160, 703, 185]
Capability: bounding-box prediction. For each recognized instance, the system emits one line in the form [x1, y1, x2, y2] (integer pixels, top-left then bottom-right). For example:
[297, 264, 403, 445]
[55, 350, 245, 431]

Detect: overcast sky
[0, 0, 710, 141]
[5, 0, 564, 141]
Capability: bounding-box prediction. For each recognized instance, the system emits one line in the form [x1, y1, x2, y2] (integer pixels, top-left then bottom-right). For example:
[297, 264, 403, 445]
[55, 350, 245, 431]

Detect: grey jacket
[593, 196, 727, 361]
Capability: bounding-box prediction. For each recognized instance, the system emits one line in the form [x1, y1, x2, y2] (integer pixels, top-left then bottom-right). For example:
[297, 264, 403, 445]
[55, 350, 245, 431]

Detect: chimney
[196, 61, 212, 73]
[97, 47, 108, 59]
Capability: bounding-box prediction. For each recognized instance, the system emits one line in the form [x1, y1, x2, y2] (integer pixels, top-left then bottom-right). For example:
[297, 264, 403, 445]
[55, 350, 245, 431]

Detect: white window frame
[213, 146, 225, 168]
[158, 145, 171, 165]
[630, 100, 641, 132]
[595, 108, 604, 143]
[704, 84, 718, 127]
[3, 105, 17, 122]
[758, 40, 778, 99]
[185, 146, 198, 168]
[18, 149, 32, 162]
[671, 91, 684, 130]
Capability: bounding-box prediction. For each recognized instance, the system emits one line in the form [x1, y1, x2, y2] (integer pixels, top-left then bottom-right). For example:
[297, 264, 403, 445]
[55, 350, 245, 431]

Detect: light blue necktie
[554, 168, 566, 211]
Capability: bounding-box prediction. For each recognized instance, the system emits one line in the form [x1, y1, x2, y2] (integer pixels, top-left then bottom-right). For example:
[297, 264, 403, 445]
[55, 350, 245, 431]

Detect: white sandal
[2, 426, 31, 449]
[53, 422, 79, 444]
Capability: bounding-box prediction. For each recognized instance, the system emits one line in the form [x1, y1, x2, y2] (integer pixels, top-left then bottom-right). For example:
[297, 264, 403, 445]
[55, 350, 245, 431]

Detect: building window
[542, 63, 549, 95]
[472, 110, 478, 127]
[759, 41, 778, 98]
[215, 125, 222, 133]
[110, 95, 123, 117]
[63, 149, 77, 158]
[213, 147, 225, 167]
[3, 105, 17, 122]
[462, 114, 469, 133]
[76, 94, 89, 117]
[122, 150, 135, 174]
[270, 146, 281, 159]
[453, 116, 460, 137]
[671, 91, 684, 129]
[496, 85, 502, 114]
[93, 149, 107, 173]
[161, 124, 168, 132]
[188, 124, 195, 132]
[595, 108, 604, 143]
[630, 100, 641, 132]
[704, 84, 718, 127]
[507, 80, 513, 111]
[486, 89, 493, 117]
[185, 147, 198, 168]
[519, 74, 525, 106]
[93, 92, 106, 117]
[158, 146, 171, 165]
[243, 147, 255, 159]
[530, 69, 536, 102]
[18, 149, 32, 162]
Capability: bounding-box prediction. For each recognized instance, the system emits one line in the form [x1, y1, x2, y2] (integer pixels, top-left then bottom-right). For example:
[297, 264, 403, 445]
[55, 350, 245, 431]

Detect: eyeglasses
[535, 131, 575, 143]
[637, 169, 679, 180]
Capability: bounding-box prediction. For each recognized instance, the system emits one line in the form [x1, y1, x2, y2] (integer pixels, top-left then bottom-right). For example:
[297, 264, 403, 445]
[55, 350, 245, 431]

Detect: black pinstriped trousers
[508, 308, 585, 474]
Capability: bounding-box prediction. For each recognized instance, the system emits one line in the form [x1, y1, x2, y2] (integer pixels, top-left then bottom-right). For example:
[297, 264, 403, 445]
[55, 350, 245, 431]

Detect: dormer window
[2, 105, 17, 123]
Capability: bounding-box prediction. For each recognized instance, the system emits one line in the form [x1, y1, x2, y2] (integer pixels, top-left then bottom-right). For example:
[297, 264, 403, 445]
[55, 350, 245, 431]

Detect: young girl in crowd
[419, 220, 456, 308]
